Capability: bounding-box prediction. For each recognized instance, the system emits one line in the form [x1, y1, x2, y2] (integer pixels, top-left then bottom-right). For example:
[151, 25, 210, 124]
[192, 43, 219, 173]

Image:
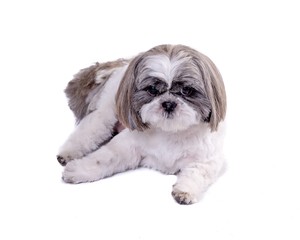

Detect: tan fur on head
[116, 53, 148, 131]
[116, 44, 226, 132]
[183, 47, 227, 131]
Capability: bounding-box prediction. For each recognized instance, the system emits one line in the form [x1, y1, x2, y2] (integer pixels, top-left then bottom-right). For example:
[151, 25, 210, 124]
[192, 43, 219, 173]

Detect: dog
[57, 44, 227, 204]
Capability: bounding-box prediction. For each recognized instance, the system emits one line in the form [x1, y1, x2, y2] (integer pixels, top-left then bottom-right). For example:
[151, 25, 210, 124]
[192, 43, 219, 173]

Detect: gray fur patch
[64, 59, 128, 123]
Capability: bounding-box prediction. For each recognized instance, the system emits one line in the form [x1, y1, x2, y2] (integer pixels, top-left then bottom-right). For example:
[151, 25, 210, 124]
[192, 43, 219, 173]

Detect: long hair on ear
[191, 50, 226, 131]
[116, 53, 148, 131]
[163, 44, 226, 131]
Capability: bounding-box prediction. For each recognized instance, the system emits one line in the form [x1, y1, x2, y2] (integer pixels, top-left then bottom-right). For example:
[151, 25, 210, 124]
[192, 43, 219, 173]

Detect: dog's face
[134, 54, 212, 132]
[116, 44, 226, 132]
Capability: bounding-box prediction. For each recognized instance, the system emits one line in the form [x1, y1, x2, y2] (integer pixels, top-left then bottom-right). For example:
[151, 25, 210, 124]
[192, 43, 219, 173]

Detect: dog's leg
[62, 129, 141, 183]
[172, 161, 220, 204]
[57, 108, 117, 166]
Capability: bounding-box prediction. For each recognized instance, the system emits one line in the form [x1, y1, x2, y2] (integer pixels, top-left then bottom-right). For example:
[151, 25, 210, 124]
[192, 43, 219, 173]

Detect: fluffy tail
[64, 59, 128, 123]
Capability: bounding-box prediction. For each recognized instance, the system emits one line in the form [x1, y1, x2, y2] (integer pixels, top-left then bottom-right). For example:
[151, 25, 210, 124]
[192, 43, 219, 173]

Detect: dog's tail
[64, 59, 128, 123]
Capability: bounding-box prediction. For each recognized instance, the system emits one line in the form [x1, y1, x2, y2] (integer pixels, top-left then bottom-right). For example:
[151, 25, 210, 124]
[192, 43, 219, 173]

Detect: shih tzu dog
[57, 44, 227, 204]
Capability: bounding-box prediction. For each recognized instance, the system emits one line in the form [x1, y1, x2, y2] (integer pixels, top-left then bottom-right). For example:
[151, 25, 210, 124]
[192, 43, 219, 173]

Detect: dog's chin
[140, 101, 200, 132]
[149, 117, 198, 132]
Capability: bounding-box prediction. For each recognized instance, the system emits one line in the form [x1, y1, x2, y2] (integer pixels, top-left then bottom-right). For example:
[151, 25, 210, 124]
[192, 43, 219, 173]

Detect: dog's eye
[145, 85, 159, 96]
[180, 86, 195, 97]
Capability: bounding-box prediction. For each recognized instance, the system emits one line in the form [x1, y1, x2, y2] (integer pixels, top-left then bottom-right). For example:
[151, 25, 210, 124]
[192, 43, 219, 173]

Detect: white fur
[140, 97, 200, 132]
[58, 51, 226, 204]
[62, 123, 225, 203]
[141, 55, 188, 87]
[58, 66, 128, 160]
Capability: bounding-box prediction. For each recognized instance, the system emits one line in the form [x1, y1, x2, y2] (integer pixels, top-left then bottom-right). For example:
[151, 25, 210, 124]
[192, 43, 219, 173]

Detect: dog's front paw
[57, 148, 85, 166]
[172, 185, 198, 205]
[57, 155, 70, 166]
[62, 159, 101, 184]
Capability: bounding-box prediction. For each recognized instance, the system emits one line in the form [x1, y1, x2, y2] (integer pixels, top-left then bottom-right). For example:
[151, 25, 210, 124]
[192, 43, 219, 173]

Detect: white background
[1, 0, 299, 239]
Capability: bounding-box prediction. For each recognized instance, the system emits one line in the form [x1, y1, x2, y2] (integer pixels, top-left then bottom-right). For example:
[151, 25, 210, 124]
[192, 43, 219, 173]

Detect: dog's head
[116, 44, 226, 132]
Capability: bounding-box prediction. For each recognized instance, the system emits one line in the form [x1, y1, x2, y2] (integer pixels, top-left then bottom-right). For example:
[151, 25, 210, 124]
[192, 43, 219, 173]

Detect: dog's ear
[193, 52, 227, 131]
[116, 54, 149, 131]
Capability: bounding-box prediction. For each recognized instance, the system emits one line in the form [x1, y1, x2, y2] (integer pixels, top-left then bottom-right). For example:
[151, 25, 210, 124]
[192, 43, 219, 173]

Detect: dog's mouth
[163, 112, 175, 119]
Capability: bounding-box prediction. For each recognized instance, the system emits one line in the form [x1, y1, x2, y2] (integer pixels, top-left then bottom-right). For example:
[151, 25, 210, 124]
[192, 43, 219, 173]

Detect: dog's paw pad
[171, 188, 198, 205]
[57, 155, 67, 166]
[56, 152, 78, 166]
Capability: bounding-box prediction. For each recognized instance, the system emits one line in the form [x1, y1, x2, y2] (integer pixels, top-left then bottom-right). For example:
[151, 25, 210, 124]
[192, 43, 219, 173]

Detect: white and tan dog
[57, 44, 227, 204]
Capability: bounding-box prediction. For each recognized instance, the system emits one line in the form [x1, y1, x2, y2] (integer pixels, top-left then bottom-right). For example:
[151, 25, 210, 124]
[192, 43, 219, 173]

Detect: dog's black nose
[162, 101, 177, 113]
